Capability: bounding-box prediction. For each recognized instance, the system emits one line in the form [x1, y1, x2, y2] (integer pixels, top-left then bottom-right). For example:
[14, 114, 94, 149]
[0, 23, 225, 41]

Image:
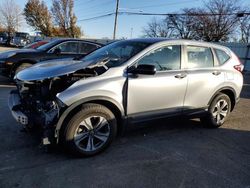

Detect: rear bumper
[8, 90, 28, 125]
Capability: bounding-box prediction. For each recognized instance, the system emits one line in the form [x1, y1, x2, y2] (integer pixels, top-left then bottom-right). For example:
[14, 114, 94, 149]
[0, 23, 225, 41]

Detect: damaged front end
[8, 60, 103, 145]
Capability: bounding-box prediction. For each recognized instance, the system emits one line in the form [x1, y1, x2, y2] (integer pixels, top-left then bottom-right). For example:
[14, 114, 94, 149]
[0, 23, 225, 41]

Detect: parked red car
[23, 40, 49, 49]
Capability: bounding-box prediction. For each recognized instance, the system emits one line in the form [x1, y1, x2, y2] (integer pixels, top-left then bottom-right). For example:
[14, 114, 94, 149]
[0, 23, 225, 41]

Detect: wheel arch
[11, 59, 37, 76]
[55, 96, 125, 143]
[208, 87, 236, 111]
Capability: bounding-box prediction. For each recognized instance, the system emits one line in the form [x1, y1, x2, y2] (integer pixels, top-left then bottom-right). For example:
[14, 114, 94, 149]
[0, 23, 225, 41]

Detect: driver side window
[137, 45, 181, 71]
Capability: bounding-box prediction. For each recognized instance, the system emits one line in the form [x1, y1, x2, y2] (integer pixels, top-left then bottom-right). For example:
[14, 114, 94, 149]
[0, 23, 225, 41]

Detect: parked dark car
[0, 32, 8, 44]
[10, 32, 31, 47]
[0, 38, 103, 78]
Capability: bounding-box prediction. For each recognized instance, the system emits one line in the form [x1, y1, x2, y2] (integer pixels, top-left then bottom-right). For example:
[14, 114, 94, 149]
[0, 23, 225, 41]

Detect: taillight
[234, 64, 244, 72]
[234, 56, 244, 73]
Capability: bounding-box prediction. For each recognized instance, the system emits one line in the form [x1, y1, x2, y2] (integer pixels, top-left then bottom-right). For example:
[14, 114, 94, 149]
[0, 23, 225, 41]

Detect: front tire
[62, 103, 117, 157]
[201, 93, 231, 128]
[14, 63, 32, 76]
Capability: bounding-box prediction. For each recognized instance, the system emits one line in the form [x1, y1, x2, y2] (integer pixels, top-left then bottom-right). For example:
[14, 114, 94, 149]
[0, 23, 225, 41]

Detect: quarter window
[136, 45, 181, 71]
[214, 49, 230, 65]
[187, 46, 214, 68]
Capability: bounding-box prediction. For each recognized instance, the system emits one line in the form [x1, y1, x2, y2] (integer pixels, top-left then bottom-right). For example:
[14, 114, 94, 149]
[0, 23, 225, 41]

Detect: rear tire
[201, 93, 231, 128]
[62, 103, 117, 157]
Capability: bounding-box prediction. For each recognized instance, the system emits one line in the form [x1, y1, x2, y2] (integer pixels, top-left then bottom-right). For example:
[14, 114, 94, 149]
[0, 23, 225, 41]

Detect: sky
[1, 0, 250, 39]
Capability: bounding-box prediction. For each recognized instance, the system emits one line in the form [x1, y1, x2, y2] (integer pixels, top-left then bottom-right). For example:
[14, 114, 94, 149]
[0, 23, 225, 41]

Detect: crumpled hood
[16, 59, 91, 81]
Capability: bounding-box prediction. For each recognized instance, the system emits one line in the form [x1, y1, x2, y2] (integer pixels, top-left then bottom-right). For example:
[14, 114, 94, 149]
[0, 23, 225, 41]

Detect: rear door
[183, 45, 224, 111]
[77, 42, 101, 59]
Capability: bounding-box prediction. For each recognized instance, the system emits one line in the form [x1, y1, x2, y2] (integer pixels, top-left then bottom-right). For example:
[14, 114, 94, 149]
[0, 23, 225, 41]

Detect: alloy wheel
[212, 99, 229, 124]
[74, 116, 110, 152]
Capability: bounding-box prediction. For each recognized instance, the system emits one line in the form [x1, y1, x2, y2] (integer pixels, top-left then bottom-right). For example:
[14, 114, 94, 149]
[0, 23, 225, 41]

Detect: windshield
[82, 40, 152, 68]
[0, 32, 7, 37]
[15, 33, 29, 38]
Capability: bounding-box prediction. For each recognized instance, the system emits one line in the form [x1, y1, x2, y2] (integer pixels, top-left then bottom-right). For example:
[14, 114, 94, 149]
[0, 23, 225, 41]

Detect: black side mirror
[128, 64, 156, 75]
[53, 48, 61, 54]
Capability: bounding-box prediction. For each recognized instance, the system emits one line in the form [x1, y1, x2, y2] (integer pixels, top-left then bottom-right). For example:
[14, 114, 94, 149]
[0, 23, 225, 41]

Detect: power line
[119, 11, 250, 17]
[77, 10, 114, 18]
[74, 0, 198, 17]
[126, 0, 199, 9]
[78, 13, 115, 22]
[77, 11, 250, 22]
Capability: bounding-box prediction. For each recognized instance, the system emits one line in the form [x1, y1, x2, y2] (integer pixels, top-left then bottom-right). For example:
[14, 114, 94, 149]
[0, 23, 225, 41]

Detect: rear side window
[56, 41, 79, 53]
[186, 46, 214, 68]
[80, 43, 100, 54]
[214, 49, 230, 65]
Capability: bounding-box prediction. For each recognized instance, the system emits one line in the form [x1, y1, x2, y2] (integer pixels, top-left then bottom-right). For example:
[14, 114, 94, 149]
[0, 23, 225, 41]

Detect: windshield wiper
[88, 57, 120, 70]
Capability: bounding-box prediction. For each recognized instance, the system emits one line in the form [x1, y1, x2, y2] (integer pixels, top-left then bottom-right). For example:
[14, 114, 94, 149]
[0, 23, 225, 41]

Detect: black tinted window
[80, 43, 99, 54]
[187, 46, 213, 68]
[214, 49, 230, 65]
[137, 45, 181, 71]
[56, 42, 79, 53]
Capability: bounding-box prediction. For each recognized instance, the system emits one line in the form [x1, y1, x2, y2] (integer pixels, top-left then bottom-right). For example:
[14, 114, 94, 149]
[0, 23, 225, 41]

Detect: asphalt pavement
[0, 75, 250, 188]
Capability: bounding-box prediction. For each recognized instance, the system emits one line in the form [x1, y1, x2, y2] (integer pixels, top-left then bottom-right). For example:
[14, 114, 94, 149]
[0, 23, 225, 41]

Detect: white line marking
[0, 85, 15, 88]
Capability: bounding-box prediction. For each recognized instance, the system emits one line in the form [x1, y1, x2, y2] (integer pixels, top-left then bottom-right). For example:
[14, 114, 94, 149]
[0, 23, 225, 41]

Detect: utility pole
[130, 27, 133, 38]
[113, 0, 120, 40]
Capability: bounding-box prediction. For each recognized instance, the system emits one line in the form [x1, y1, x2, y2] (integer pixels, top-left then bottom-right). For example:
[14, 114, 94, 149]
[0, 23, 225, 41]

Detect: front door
[44, 41, 80, 61]
[127, 45, 188, 121]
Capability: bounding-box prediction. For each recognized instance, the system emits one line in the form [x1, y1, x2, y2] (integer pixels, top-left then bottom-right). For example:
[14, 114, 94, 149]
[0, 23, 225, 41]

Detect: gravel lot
[0, 46, 250, 187]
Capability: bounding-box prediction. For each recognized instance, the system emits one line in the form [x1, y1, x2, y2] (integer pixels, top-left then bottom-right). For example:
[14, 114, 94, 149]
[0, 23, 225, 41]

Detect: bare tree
[239, 12, 250, 43]
[0, 0, 23, 35]
[190, 0, 241, 42]
[51, 0, 82, 38]
[143, 0, 244, 42]
[0, 22, 4, 32]
[24, 0, 53, 36]
[166, 9, 198, 39]
[143, 17, 173, 38]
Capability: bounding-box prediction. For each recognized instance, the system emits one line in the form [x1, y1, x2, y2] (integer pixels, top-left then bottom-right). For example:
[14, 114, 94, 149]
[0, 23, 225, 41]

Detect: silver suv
[9, 39, 244, 156]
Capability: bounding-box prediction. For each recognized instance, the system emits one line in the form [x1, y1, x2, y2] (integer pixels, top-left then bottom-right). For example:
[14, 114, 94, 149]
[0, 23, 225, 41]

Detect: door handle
[212, 71, 221, 76]
[175, 73, 187, 79]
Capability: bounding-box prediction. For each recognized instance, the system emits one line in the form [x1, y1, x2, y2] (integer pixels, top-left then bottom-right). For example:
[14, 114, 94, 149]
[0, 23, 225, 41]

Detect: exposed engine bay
[11, 66, 107, 145]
